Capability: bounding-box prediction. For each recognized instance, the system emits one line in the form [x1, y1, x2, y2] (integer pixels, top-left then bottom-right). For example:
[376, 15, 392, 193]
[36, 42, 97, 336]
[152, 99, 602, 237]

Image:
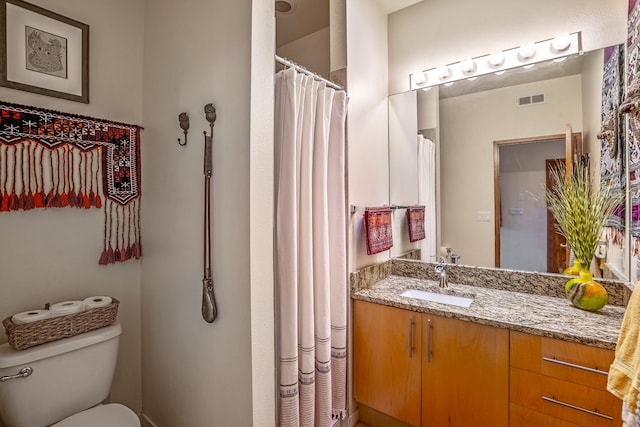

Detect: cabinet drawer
[510, 367, 621, 427]
[511, 331, 614, 389]
[510, 403, 581, 427]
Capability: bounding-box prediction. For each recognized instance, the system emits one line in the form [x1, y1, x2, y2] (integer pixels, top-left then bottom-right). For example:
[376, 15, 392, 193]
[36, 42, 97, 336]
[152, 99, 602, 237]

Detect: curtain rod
[275, 55, 344, 91]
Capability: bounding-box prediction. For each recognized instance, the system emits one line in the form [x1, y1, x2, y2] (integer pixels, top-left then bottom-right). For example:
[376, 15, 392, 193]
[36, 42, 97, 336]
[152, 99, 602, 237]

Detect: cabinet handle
[542, 357, 608, 376]
[408, 317, 414, 358]
[426, 319, 432, 363]
[542, 396, 613, 420]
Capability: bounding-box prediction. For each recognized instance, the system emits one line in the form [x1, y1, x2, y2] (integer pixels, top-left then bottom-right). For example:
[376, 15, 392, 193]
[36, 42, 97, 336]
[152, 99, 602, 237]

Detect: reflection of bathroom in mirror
[387, 0, 630, 281]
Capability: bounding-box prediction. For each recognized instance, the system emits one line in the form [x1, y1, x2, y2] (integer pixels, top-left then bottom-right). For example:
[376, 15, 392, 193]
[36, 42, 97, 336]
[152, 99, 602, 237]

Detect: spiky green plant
[544, 162, 623, 270]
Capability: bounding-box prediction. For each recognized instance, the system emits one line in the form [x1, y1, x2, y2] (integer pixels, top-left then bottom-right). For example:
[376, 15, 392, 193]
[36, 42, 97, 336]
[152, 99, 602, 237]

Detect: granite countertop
[352, 274, 626, 350]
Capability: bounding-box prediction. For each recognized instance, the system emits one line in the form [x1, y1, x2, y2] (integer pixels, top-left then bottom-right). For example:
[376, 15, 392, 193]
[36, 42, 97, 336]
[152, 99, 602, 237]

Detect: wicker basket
[2, 298, 119, 351]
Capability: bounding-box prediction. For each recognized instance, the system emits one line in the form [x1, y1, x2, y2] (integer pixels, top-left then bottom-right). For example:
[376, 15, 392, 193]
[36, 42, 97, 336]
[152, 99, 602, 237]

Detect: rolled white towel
[83, 296, 113, 310]
[49, 300, 85, 317]
[12, 309, 51, 324]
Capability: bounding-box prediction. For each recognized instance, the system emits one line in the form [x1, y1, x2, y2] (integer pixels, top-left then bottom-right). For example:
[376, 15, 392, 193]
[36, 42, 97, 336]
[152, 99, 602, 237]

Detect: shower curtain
[418, 135, 437, 262]
[275, 67, 348, 427]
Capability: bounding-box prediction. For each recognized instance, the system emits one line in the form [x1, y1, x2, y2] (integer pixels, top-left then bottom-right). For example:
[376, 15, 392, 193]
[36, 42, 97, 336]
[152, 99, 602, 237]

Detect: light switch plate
[476, 211, 491, 222]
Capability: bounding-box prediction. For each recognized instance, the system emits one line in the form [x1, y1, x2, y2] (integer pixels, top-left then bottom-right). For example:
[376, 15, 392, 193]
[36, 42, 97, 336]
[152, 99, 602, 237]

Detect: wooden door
[421, 314, 509, 427]
[353, 300, 422, 426]
[546, 158, 569, 273]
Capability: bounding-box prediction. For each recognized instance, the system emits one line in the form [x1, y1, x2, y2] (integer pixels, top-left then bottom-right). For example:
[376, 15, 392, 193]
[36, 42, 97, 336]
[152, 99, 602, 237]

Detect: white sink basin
[401, 288, 475, 308]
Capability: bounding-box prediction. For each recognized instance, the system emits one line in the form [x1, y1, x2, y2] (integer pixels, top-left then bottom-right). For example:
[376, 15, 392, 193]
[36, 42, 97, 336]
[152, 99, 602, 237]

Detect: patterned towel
[406, 205, 426, 242]
[364, 207, 393, 255]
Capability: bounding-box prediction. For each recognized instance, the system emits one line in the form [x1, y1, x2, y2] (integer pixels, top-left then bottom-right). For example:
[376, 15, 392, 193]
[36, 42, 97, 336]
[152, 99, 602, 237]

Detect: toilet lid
[52, 403, 140, 427]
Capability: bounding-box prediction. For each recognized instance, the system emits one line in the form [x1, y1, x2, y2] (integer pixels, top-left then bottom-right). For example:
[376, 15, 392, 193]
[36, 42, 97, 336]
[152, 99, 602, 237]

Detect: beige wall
[439, 75, 584, 267]
[388, 0, 627, 95]
[347, 0, 390, 271]
[140, 0, 274, 426]
[277, 27, 331, 79]
[0, 0, 144, 415]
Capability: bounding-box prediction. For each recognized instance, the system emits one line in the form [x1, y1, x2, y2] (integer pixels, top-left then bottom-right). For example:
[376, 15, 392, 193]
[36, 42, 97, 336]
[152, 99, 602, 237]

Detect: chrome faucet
[447, 247, 461, 264]
[435, 257, 448, 288]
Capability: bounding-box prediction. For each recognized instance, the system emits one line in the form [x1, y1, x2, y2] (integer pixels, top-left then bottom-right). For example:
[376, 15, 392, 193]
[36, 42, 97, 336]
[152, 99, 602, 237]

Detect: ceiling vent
[275, 0, 296, 15]
[517, 93, 545, 107]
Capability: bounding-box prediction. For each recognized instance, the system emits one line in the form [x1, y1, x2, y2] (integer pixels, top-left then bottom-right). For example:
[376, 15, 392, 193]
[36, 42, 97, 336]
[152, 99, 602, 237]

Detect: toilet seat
[51, 403, 140, 427]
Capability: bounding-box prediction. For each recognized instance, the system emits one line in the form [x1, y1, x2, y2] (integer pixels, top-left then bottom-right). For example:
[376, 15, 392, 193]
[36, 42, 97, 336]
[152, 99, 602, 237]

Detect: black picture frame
[0, 0, 89, 103]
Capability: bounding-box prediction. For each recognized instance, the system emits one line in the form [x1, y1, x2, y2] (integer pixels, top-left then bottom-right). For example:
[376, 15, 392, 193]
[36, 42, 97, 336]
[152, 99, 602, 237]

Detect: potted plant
[544, 161, 623, 311]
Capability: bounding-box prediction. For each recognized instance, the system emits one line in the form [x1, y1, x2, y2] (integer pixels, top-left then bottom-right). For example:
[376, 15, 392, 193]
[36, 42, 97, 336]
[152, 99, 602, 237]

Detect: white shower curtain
[275, 67, 348, 427]
[418, 135, 437, 262]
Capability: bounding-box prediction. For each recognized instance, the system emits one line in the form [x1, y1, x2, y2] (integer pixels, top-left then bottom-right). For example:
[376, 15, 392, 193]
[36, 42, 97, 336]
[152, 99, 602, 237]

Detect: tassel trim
[0, 142, 104, 212]
[98, 198, 142, 265]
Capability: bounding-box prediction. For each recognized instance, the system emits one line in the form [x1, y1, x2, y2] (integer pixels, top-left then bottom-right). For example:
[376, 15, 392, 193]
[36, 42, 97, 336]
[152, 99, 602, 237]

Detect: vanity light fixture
[409, 31, 581, 91]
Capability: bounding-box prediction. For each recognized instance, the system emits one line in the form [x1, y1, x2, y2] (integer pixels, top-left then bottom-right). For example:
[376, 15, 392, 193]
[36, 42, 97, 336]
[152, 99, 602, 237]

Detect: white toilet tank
[0, 323, 122, 427]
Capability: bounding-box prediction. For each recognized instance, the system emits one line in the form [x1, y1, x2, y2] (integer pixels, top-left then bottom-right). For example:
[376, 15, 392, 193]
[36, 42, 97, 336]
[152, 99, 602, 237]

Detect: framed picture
[0, 0, 89, 103]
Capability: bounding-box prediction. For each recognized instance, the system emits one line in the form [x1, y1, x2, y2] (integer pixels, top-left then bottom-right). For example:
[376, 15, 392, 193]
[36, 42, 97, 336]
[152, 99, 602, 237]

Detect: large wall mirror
[388, 13, 630, 280]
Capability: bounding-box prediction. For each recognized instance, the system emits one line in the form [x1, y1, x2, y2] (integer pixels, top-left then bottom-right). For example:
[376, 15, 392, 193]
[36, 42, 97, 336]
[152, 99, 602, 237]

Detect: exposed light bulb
[487, 52, 505, 68]
[413, 71, 427, 86]
[518, 43, 536, 61]
[437, 66, 451, 80]
[551, 34, 571, 52]
[460, 59, 477, 75]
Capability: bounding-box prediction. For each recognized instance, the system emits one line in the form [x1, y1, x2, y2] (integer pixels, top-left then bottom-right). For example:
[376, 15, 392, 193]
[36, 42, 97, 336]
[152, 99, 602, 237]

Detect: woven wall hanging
[0, 101, 142, 265]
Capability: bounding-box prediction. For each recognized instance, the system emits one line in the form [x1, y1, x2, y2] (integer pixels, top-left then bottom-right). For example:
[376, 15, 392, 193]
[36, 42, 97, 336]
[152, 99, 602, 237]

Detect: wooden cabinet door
[421, 314, 509, 427]
[353, 300, 422, 427]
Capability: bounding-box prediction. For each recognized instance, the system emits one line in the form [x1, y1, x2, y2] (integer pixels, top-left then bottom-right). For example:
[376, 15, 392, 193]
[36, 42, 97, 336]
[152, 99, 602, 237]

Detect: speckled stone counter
[351, 259, 629, 350]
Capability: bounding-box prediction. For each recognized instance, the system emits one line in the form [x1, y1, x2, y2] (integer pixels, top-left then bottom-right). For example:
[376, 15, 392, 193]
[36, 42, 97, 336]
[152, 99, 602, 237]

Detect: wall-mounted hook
[178, 112, 190, 146]
[204, 103, 216, 137]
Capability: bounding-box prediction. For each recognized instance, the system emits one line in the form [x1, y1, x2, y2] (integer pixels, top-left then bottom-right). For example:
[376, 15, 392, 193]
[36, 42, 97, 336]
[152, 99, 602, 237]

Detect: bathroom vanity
[352, 259, 628, 427]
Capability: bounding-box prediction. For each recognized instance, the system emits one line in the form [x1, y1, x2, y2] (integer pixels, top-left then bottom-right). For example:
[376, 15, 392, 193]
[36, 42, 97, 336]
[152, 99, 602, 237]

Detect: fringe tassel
[1, 140, 141, 265]
[98, 198, 142, 265]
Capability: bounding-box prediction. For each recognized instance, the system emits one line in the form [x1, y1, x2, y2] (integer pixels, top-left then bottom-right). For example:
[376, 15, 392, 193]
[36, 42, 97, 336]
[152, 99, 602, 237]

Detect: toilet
[0, 323, 139, 427]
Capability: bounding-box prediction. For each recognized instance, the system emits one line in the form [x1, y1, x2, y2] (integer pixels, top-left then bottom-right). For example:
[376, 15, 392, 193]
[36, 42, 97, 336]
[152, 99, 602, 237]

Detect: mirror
[389, 45, 630, 280]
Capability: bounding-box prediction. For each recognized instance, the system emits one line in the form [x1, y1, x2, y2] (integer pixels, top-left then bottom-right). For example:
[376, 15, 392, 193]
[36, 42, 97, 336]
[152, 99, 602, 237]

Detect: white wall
[140, 0, 274, 426]
[0, 0, 143, 415]
[387, 0, 627, 94]
[277, 27, 330, 79]
[439, 75, 583, 267]
[347, 0, 390, 270]
[388, 91, 418, 257]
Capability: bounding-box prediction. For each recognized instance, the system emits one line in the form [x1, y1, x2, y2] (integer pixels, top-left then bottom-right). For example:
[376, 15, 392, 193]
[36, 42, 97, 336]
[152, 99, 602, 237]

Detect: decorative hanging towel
[406, 205, 426, 242]
[0, 101, 142, 265]
[364, 206, 393, 255]
[623, 0, 640, 249]
[598, 44, 625, 236]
